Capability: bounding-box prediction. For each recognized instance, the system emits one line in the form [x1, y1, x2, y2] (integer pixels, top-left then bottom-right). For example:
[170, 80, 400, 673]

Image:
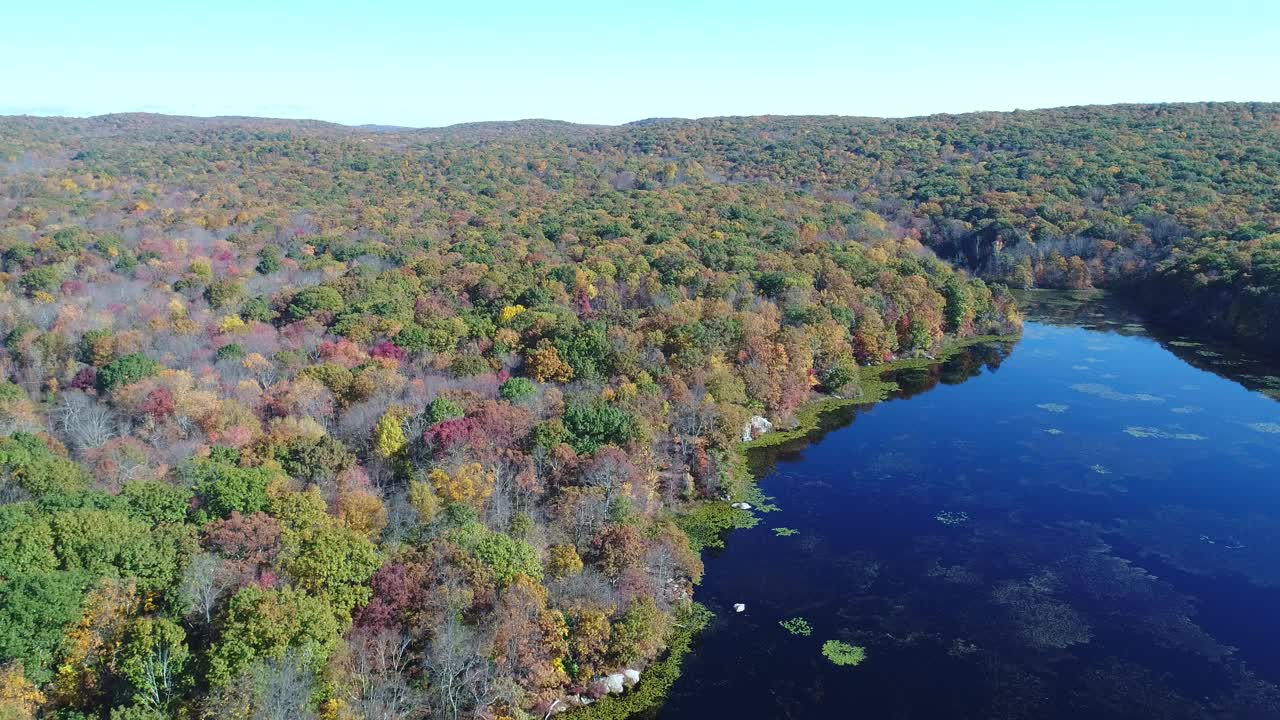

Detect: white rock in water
[623, 669, 641, 686]
[733, 603, 746, 613]
[730, 502, 753, 510]
[741, 415, 773, 442]
[604, 673, 626, 694]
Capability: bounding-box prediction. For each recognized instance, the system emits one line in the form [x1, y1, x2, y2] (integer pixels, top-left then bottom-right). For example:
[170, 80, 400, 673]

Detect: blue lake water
[655, 293, 1280, 719]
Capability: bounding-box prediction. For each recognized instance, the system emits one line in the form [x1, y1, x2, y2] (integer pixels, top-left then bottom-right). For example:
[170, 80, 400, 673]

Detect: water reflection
[1017, 290, 1280, 401]
[655, 292, 1280, 720]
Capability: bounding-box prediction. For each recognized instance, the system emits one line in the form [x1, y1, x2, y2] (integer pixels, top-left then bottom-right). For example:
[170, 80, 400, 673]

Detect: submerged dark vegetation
[657, 307, 1280, 720]
[0, 102, 1273, 719]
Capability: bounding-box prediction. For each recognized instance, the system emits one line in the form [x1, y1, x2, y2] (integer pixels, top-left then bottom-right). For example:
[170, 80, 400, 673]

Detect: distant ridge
[2, 101, 1276, 136]
[2, 102, 1277, 147]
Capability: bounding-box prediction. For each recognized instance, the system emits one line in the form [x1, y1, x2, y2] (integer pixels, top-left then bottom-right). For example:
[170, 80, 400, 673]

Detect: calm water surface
[655, 293, 1280, 719]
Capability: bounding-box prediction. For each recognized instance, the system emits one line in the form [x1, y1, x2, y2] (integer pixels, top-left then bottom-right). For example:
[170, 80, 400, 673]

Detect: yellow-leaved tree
[430, 463, 495, 511]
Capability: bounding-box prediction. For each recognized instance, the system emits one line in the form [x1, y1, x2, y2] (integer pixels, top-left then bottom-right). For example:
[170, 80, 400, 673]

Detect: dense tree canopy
[4, 102, 1269, 718]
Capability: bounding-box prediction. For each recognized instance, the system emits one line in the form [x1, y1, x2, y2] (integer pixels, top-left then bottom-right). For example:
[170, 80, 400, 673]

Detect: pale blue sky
[4, 0, 1277, 126]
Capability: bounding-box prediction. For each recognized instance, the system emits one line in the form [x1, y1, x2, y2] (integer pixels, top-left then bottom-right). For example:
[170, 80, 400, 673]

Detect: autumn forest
[0, 102, 1276, 720]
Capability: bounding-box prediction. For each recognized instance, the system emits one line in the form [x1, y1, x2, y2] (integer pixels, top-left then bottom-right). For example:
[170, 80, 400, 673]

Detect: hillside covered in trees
[0, 109, 1020, 719]
[0, 102, 1272, 719]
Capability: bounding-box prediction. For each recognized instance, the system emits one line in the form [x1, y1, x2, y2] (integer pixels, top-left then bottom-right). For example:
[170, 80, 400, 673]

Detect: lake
[653, 291, 1280, 719]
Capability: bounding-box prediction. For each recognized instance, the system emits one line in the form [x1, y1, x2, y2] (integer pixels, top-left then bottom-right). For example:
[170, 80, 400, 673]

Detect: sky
[4, 0, 1278, 127]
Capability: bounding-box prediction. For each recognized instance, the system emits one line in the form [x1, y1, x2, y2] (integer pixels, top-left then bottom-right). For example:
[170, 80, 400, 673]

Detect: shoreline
[742, 333, 1021, 454]
[564, 331, 1021, 719]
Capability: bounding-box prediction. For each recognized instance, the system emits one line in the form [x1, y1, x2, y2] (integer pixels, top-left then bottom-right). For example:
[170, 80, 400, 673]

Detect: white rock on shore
[741, 415, 773, 442]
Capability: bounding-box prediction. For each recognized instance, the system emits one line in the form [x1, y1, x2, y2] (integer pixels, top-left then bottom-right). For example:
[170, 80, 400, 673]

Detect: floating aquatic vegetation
[935, 510, 970, 526]
[1071, 383, 1163, 403]
[821, 640, 867, 666]
[779, 617, 813, 636]
[797, 534, 821, 555]
[992, 573, 1093, 649]
[1169, 340, 1202, 348]
[1123, 426, 1207, 441]
[1196, 349, 1222, 358]
[925, 561, 981, 585]
[1072, 365, 1090, 371]
[1115, 505, 1280, 587]
[1084, 357, 1102, 363]
[947, 639, 979, 657]
[1100, 373, 1120, 379]
[745, 487, 781, 513]
[1036, 403, 1069, 413]
[1051, 548, 1232, 662]
[1246, 422, 1280, 434]
[831, 553, 881, 592]
[1068, 658, 1208, 718]
[1043, 428, 1064, 435]
[1170, 406, 1201, 414]
[773, 527, 799, 537]
[868, 450, 926, 477]
[1198, 533, 1246, 550]
[1090, 464, 1109, 474]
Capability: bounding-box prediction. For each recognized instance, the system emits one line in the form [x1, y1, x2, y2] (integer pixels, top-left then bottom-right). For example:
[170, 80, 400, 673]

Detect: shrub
[215, 343, 245, 362]
[546, 544, 583, 579]
[562, 400, 637, 454]
[96, 353, 159, 393]
[18, 266, 59, 296]
[499, 377, 537, 403]
[424, 396, 464, 425]
[286, 286, 345, 321]
[449, 521, 542, 585]
[820, 357, 857, 393]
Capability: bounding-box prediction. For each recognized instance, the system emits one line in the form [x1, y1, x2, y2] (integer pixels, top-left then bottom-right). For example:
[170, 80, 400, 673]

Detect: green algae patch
[676, 502, 758, 552]
[780, 617, 813, 636]
[821, 640, 867, 666]
[1123, 426, 1207, 441]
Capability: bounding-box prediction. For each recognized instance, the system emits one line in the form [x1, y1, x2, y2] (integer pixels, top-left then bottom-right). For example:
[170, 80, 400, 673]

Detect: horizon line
[3, 99, 1278, 132]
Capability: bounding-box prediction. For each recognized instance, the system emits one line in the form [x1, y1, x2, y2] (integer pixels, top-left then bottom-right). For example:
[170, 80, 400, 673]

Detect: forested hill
[0, 106, 1018, 720]
[0, 103, 1271, 720]
[6, 103, 1278, 348]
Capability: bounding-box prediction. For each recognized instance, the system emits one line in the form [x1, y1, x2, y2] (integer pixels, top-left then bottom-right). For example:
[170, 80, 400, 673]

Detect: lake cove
[652, 292, 1280, 719]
